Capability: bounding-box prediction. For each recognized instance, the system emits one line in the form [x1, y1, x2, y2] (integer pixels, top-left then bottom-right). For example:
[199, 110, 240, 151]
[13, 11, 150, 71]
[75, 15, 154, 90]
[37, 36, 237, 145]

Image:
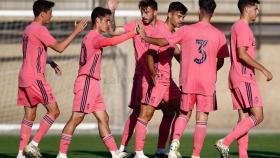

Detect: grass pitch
[0, 134, 279, 158]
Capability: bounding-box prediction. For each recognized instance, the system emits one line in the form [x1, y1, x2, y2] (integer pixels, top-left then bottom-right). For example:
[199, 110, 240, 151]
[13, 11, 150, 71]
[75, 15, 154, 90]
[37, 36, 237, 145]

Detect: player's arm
[174, 44, 181, 63]
[106, 0, 126, 36]
[137, 23, 169, 46]
[238, 47, 273, 81]
[98, 31, 136, 48]
[147, 49, 157, 85]
[46, 59, 62, 76]
[49, 18, 88, 53]
[217, 34, 229, 71]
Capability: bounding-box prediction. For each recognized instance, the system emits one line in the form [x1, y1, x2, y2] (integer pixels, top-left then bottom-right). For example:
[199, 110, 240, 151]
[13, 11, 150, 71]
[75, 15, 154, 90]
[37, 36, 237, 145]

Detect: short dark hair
[33, 0, 55, 17]
[91, 7, 112, 26]
[138, 0, 158, 11]
[199, 0, 216, 15]
[168, 2, 188, 15]
[238, 0, 260, 13]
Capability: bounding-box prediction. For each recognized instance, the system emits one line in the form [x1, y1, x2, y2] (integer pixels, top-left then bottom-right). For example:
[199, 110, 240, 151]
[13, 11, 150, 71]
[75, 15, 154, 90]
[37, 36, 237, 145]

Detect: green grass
[1, 134, 279, 158]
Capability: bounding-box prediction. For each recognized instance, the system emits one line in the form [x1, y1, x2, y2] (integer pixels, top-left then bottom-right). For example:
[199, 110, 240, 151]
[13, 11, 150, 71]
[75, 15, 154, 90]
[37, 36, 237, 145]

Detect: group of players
[16, 0, 273, 158]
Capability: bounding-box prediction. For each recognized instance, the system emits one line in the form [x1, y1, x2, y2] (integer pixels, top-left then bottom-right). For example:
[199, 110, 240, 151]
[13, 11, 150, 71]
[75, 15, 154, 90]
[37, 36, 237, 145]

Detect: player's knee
[50, 108, 60, 118]
[24, 113, 36, 122]
[139, 113, 152, 122]
[255, 114, 264, 124]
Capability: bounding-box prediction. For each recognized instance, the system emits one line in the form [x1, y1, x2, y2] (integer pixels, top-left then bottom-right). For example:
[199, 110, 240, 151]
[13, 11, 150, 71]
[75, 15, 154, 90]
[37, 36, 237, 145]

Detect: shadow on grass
[67, 150, 191, 158]
[0, 154, 14, 158]
[231, 150, 280, 158]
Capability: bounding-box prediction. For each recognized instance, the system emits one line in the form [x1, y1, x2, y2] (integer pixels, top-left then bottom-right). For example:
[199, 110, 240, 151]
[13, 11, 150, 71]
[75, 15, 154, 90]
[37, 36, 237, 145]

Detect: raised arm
[49, 18, 88, 53]
[106, 0, 126, 35]
[98, 31, 136, 48]
[137, 24, 169, 46]
[238, 47, 273, 81]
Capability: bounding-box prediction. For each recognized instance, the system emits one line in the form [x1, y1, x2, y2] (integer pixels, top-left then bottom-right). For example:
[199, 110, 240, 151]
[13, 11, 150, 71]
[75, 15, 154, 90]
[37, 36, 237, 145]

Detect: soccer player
[134, 2, 187, 158]
[108, 0, 182, 157]
[17, 1, 87, 158]
[215, 0, 273, 158]
[138, 0, 229, 157]
[56, 7, 136, 158]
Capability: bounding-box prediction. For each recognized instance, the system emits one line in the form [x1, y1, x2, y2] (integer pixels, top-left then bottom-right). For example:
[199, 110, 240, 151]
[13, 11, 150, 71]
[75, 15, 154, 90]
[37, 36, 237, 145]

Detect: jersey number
[194, 39, 208, 64]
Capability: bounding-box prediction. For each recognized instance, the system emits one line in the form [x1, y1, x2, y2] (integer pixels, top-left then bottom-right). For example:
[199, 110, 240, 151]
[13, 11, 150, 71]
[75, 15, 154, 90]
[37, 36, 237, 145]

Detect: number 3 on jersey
[194, 39, 208, 64]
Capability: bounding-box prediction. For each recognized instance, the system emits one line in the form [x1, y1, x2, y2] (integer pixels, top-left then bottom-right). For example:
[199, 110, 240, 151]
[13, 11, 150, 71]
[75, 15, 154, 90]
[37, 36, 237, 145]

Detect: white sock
[18, 150, 23, 156]
[30, 140, 39, 147]
[58, 152, 67, 157]
[135, 151, 144, 156]
[156, 148, 165, 154]
[119, 145, 127, 152]
[110, 150, 117, 156]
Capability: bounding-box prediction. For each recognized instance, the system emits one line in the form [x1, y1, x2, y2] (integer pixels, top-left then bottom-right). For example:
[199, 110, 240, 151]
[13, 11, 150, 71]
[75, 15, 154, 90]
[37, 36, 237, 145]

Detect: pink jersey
[78, 30, 135, 80]
[168, 21, 229, 95]
[124, 20, 166, 75]
[18, 21, 56, 87]
[229, 20, 257, 89]
[146, 24, 175, 85]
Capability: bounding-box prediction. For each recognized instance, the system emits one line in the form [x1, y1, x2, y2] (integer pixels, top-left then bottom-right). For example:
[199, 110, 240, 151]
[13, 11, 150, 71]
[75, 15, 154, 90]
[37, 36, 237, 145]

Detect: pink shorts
[231, 82, 262, 110]
[17, 79, 56, 107]
[73, 75, 106, 113]
[180, 92, 217, 112]
[141, 79, 181, 108]
[129, 74, 147, 109]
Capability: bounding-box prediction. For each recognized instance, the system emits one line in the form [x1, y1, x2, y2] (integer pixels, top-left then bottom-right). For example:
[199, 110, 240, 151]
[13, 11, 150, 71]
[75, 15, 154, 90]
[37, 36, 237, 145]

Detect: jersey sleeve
[236, 25, 250, 48]
[37, 26, 57, 47]
[217, 32, 229, 58]
[93, 31, 136, 49]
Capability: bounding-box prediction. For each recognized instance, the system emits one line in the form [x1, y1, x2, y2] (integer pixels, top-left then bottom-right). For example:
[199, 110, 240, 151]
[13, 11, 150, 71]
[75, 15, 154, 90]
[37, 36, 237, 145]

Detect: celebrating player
[17, 1, 87, 158]
[56, 7, 136, 158]
[215, 0, 273, 157]
[137, 0, 229, 157]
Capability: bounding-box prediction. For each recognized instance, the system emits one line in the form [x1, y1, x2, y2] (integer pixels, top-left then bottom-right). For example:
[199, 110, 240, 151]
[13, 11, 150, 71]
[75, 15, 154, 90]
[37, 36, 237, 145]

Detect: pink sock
[157, 113, 174, 148]
[238, 133, 249, 158]
[32, 114, 55, 144]
[224, 115, 257, 147]
[192, 121, 207, 157]
[172, 114, 189, 140]
[121, 111, 138, 146]
[59, 133, 72, 154]
[102, 134, 118, 151]
[19, 119, 33, 150]
[135, 118, 148, 151]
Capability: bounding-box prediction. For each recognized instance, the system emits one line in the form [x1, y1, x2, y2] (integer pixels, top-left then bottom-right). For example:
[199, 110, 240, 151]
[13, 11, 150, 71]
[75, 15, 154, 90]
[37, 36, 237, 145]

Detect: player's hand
[262, 69, 273, 81]
[49, 61, 62, 76]
[107, 0, 119, 11]
[74, 17, 88, 34]
[136, 22, 146, 38]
